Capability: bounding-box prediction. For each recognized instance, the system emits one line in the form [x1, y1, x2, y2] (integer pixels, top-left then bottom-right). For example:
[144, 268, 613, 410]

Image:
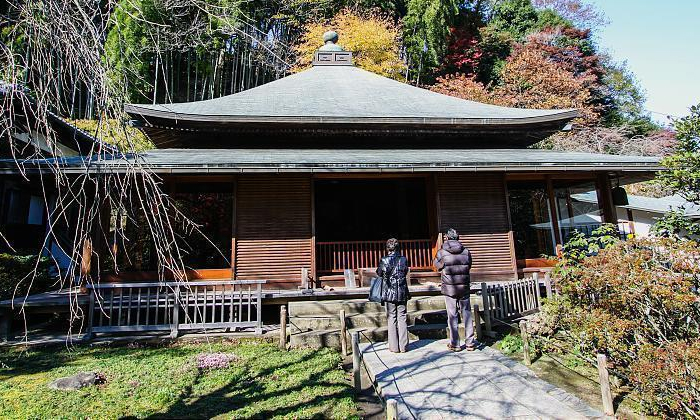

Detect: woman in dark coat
[376, 238, 410, 353]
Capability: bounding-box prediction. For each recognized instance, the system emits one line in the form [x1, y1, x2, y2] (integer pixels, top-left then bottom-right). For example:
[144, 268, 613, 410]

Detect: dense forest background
[1, 0, 676, 181]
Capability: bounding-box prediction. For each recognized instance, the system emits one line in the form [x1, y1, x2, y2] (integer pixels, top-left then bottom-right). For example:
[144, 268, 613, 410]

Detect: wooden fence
[480, 274, 550, 330]
[86, 280, 265, 338]
[316, 239, 433, 274]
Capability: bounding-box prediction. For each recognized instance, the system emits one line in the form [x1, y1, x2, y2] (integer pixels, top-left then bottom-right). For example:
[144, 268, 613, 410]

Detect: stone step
[288, 299, 381, 317]
[289, 323, 449, 349]
[288, 309, 448, 333]
[287, 296, 447, 317]
[287, 315, 339, 333]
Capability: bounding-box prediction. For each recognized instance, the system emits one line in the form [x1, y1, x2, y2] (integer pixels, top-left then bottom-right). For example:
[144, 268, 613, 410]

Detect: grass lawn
[0, 338, 358, 419]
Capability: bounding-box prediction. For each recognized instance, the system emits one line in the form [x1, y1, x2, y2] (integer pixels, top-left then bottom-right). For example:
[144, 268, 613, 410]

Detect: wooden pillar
[597, 354, 615, 416]
[596, 173, 616, 224]
[545, 176, 563, 247]
[520, 320, 531, 366]
[473, 304, 482, 341]
[503, 176, 518, 279]
[310, 177, 317, 284]
[352, 331, 361, 391]
[426, 175, 439, 263]
[231, 178, 237, 279]
[279, 305, 287, 350]
[386, 399, 398, 420]
[339, 309, 347, 355]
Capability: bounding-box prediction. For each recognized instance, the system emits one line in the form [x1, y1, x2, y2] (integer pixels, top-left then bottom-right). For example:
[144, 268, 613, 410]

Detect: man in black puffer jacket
[434, 228, 475, 351]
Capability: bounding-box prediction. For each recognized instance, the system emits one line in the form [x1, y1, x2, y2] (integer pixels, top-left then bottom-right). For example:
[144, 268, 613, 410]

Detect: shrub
[0, 254, 52, 301]
[545, 236, 700, 417]
[630, 341, 700, 417]
[499, 333, 523, 355]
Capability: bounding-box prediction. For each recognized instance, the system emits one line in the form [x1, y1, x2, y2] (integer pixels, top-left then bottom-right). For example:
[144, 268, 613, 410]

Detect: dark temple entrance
[314, 178, 433, 274]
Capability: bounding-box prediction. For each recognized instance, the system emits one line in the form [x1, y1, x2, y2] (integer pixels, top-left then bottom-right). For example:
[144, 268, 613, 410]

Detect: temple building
[2, 35, 662, 289]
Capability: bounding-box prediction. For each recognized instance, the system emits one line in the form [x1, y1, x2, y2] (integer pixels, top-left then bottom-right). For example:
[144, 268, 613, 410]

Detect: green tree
[402, 0, 460, 82]
[659, 104, 700, 203]
[488, 0, 540, 40]
[601, 59, 660, 136]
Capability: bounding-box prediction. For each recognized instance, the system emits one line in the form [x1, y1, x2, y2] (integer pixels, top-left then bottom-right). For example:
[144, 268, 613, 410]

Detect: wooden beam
[596, 173, 616, 224]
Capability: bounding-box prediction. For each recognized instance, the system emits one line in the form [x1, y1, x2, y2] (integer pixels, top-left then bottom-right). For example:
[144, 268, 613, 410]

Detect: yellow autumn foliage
[71, 118, 153, 151]
[294, 9, 406, 80]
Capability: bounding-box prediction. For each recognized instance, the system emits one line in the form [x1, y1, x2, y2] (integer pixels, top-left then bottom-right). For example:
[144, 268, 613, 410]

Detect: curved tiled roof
[125, 65, 577, 126]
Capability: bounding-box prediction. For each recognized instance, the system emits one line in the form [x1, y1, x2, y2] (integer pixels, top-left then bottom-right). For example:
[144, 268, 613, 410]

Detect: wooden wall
[234, 175, 312, 287]
[436, 173, 517, 280]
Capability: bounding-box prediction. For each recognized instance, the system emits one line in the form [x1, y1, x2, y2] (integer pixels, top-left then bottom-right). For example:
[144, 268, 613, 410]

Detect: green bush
[499, 334, 523, 355]
[0, 254, 53, 301]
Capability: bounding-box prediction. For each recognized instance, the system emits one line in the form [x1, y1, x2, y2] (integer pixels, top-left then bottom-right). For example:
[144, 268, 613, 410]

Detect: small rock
[48, 372, 98, 391]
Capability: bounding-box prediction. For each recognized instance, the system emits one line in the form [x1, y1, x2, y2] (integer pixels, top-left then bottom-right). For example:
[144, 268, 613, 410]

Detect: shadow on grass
[147, 350, 354, 419]
[1, 341, 357, 419]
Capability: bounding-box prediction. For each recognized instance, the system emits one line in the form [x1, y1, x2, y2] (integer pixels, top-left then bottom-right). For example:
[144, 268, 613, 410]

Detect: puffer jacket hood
[434, 239, 472, 298]
[443, 240, 464, 254]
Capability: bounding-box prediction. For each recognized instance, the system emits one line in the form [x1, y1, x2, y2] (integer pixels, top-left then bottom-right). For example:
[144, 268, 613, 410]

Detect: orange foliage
[429, 74, 493, 104]
[431, 46, 600, 126]
[495, 46, 598, 125]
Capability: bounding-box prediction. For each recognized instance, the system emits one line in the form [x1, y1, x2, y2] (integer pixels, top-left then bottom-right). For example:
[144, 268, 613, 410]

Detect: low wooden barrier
[481, 277, 542, 323]
[86, 280, 265, 338]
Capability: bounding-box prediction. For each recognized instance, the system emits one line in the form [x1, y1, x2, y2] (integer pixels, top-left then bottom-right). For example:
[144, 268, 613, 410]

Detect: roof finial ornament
[319, 30, 344, 52]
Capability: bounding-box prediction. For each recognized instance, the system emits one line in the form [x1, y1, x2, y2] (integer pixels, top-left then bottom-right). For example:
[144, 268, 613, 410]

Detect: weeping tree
[0, 0, 297, 340]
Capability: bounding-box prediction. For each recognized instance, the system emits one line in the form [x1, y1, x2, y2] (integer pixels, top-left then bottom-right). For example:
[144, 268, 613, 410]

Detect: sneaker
[464, 341, 479, 351]
[447, 344, 462, 352]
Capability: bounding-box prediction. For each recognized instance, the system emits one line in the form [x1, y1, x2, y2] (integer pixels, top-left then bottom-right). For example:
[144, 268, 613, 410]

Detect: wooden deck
[360, 339, 603, 420]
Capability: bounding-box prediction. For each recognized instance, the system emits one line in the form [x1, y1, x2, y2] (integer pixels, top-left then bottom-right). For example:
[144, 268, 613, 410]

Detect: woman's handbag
[368, 277, 383, 303]
[368, 256, 398, 303]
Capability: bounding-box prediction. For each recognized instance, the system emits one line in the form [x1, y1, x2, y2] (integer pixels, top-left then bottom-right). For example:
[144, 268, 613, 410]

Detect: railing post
[352, 331, 361, 392]
[544, 272, 553, 299]
[344, 269, 357, 288]
[480, 282, 493, 337]
[519, 320, 531, 366]
[597, 353, 615, 416]
[473, 304, 482, 341]
[386, 399, 398, 420]
[300, 267, 309, 290]
[84, 289, 95, 340]
[255, 282, 263, 334]
[339, 309, 348, 355]
[279, 305, 287, 350]
[170, 288, 179, 339]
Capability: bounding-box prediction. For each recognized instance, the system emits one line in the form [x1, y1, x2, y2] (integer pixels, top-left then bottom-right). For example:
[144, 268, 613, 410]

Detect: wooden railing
[86, 280, 265, 338]
[480, 277, 542, 322]
[316, 239, 433, 274]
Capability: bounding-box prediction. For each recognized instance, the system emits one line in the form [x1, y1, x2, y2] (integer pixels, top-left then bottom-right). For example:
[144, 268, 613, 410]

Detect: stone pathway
[360, 339, 605, 420]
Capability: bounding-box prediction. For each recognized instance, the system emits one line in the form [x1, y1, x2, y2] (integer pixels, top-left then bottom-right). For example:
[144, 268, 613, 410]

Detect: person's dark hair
[386, 238, 399, 252]
[446, 228, 459, 241]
